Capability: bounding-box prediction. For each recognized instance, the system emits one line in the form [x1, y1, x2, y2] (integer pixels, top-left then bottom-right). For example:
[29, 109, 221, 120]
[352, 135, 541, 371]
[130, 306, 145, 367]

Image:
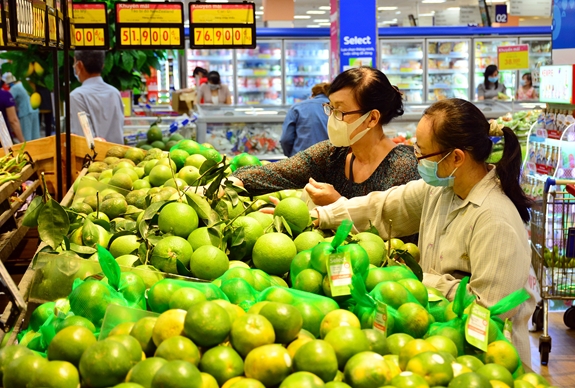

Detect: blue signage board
[330, 0, 377, 74]
[495, 4, 508, 23]
[552, 0, 575, 64]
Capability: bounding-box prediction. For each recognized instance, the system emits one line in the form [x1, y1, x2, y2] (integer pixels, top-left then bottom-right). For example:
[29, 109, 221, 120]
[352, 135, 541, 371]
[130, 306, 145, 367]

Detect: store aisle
[529, 312, 575, 387]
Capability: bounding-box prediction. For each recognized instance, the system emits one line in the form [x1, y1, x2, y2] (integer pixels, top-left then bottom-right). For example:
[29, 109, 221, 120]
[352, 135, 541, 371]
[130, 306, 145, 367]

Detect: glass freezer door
[186, 48, 234, 98]
[473, 38, 519, 100]
[284, 40, 330, 105]
[236, 42, 283, 105]
[380, 39, 424, 103]
[519, 37, 552, 100]
[426, 39, 471, 102]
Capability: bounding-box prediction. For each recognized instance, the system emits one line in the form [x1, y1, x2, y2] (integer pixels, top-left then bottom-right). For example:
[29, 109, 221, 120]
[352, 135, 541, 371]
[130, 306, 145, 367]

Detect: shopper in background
[477, 64, 507, 100]
[516, 72, 538, 101]
[36, 85, 54, 137]
[193, 67, 208, 88]
[197, 71, 232, 105]
[2, 73, 40, 141]
[312, 98, 535, 364]
[0, 78, 25, 143]
[229, 67, 420, 210]
[280, 83, 330, 157]
[70, 50, 124, 144]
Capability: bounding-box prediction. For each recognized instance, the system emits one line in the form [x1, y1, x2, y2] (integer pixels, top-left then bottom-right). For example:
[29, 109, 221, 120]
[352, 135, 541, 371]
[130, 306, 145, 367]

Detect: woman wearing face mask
[227, 66, 419, 209]
[312, 98, 535, 364]
[516, 72, 537, 101]
[197, 71, 232, 105]
[477, 64, 507, 100]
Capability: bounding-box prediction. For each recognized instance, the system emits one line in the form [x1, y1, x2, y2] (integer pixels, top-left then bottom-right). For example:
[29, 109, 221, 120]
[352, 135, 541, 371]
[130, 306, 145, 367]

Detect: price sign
[3, 0, 47, 46]
[0, 1, 8, 47]
[115, 2, 184, 49]
[47, 6, 57, 46]
[497, 44, 529, 71]
[189, 2, 256, 49]
[71, 2, 109, 49]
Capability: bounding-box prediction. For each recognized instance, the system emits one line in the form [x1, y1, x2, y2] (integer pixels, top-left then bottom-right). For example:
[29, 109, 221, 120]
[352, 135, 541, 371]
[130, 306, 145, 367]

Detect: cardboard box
[171, 90, 196, 114]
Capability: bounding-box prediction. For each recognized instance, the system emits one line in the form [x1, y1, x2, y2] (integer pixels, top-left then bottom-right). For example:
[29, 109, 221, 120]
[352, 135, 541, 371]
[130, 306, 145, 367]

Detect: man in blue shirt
[70, 51, 124, 144]
[280, 83, 330, 157]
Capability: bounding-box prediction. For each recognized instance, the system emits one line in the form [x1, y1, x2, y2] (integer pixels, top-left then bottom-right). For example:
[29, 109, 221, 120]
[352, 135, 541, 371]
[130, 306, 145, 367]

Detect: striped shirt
[316, 167, 535, 364]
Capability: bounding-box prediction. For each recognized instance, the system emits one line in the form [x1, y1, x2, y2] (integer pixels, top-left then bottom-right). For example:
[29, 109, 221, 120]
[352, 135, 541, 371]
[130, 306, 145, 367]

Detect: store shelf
[428, 69, 468, 74]
[381, 54, 424, 60]
[530, 52, 552, 56]
[397, 85, 424, 90]
[476, 54, 498, 58]
[188, 56, 233, 61]
[428, 53, 469, 58]
[429, 84, 468, 89]
[237, 70, 282, 77]
[238, 87, 282, 93]
[383, 69, 424, 75]
[286, 87, 314, 92]
[287, 57, 329, 61]
[237, 56, 282, 61]
[286, 72, 327, 76]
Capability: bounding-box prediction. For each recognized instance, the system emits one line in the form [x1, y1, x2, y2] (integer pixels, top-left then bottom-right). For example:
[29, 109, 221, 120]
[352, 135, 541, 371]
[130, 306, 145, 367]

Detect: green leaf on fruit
[389, 249, 423, 281]
[69, 243, 97, 255]
[230, 226, 245, 247]
[22, 196, 44, 227]
[142, 200, 167, 221]
[97, 244, 121, 291]
[185, 192, 211, 220]
[93, 219, 111, 231]
[225, 187, 240, 207]
[37, 198, 70, 250]
[137, 241, 149, 265]
[176, 259, 194, 277]
[365, 220, 379, 236]
[214, 201, 229, 220]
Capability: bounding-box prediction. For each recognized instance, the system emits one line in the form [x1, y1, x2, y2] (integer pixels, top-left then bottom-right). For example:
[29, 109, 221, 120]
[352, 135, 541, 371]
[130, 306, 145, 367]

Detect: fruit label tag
[0, 112, 13, 154]
[503, 318, 513, 342]
[373, 300, 388, 337]
[327, 252, 353, 297]
[465, 303, 490, 352]
[78, 111, 95, 150]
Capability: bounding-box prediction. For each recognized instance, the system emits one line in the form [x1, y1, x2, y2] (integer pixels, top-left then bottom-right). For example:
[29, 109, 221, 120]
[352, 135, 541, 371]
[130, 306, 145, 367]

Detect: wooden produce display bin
[0, 135, 130, 199]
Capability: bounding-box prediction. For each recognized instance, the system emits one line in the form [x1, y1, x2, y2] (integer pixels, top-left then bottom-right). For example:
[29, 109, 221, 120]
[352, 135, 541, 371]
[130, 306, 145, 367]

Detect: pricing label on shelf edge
[189, 2, 255, 49]
[497, 44, 529, 71]
[72, 2, 109, 49]
[115, 2, 184, 49]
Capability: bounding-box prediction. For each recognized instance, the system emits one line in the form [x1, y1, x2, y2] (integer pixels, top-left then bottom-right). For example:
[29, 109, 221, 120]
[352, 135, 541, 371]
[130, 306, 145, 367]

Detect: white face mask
[327, 111, 372, 147]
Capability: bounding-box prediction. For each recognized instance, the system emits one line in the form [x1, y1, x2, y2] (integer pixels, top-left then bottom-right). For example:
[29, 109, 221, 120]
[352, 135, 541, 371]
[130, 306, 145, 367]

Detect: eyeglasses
[323, 103, 367, 121]
[414, 143, 452, 161]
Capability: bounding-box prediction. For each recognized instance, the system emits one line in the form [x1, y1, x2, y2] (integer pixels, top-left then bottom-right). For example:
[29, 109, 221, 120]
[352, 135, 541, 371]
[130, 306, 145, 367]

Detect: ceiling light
[319, 6, 331, 10]
[255, 16, 260, 19]
[519, 18, 525, 21]
[307, 24, 321, 27]
[422, 0, 446, 3]
[259, 6, 263, 9]
[255, 11, 263, 15]
[419, 12, 435, 16]
[382, 18, 398, 24]
[306, 10, 327, 14]
[318, 22, 331, 26]
[294, 15, 311, 19]
[313, 19, 329, 22]
[396, 11, 402, 14]
[447, 7, 460, 10]
[379, 6, 398, 10]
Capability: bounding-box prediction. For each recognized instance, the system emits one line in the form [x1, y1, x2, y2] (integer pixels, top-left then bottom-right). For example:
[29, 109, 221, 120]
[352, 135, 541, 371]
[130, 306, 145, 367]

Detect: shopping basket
[531, 177, 575, 365]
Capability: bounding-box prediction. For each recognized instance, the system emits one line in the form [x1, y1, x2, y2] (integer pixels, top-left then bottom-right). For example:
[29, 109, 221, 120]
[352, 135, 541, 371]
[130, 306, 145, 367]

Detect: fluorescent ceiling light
[313, 19, 329, 22]
[319, 6, 331, 10]
[382, 19, 398, 24]
[422, 0, 445, 3]
[318, 22, 331, 26]
[307, 24, 321, 27]
[396, 11, 402, 14]
[255, 16, 260, 19]
[306, 10, 327, 14]
[447, 7, 460, 10]
[379, 6, 398, 10]
[259, 6, 263, 9]
[294, 15, 311, 19]
[419, 12, 435, 16]
[255, 11, 263, 15]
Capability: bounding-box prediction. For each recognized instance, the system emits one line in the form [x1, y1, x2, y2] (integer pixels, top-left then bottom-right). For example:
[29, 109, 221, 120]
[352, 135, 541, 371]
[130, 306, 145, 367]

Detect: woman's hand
[259, 196, 280, 214]
[305, 178, 342, 207]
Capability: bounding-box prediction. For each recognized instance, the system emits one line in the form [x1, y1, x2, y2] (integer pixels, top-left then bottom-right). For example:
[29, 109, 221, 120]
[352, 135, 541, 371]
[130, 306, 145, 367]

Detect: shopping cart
[531, 177, 575, 365]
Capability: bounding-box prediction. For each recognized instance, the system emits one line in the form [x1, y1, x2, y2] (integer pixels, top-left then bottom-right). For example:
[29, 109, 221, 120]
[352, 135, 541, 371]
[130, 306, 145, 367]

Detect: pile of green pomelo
[4, 126, 556, 388]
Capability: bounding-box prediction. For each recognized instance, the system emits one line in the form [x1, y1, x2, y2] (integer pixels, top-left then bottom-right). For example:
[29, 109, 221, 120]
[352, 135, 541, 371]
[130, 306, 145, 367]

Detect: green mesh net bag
[147, 278, 229, 313]
[219, 278, 259, 311]
[215, 267, 285, 292]
[99, 304, 159, 340]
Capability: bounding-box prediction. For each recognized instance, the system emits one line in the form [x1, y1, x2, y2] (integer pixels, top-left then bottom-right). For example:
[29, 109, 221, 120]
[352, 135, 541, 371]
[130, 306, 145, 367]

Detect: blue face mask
[488, 76, 499, 83]
[520, 80, 527, 86]
[417, 151, 458, 187]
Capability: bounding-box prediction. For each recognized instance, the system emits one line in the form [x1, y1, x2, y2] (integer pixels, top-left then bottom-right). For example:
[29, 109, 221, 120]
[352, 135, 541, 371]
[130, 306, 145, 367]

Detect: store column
[262, 0, 294, 28]
[552, 0, 575, 65]
[329, 0, 378, 78]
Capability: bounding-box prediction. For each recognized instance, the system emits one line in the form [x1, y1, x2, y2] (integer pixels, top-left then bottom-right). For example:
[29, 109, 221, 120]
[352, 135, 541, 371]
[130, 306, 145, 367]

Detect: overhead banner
[189, 2, 256, 49]
[71, 2, 109, 49]
[330, 0, 377, 74]
[497, 45, 530, 70]
[115, 2, 184, 49]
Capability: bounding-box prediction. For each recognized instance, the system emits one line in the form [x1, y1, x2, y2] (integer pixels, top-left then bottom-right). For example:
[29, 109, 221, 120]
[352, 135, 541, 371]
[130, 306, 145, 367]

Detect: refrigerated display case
[284, 40, 329, 105]
[473, 38, 518, 100]
[519, 37, 552, 96]
[236, 42, 283, 105]
[195, 105, 290, 160]
[426, 38, 471, 102]
[380, 40, 424, 103]
[187, 48, 235, 97]
[157, 56, 179, 105]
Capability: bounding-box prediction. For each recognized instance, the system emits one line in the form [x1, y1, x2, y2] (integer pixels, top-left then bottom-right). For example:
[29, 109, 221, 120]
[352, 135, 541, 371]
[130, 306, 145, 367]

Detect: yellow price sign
[73, 3, 107, 24]
[497, 45, 529, 71]
[116, 3, 183, 24]
[72, 2, 110, 49]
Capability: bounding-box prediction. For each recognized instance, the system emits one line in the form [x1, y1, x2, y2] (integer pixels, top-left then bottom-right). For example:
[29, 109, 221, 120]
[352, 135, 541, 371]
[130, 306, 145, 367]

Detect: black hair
[74, 51, 105, 74]
[328, 66, 403, 126]
[207, 71, 221, 85]
[484, 64, 499, 90]
[424, 98, 532, 222]
[193, 67, 208, 77]
[522, 72, 532, 86]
